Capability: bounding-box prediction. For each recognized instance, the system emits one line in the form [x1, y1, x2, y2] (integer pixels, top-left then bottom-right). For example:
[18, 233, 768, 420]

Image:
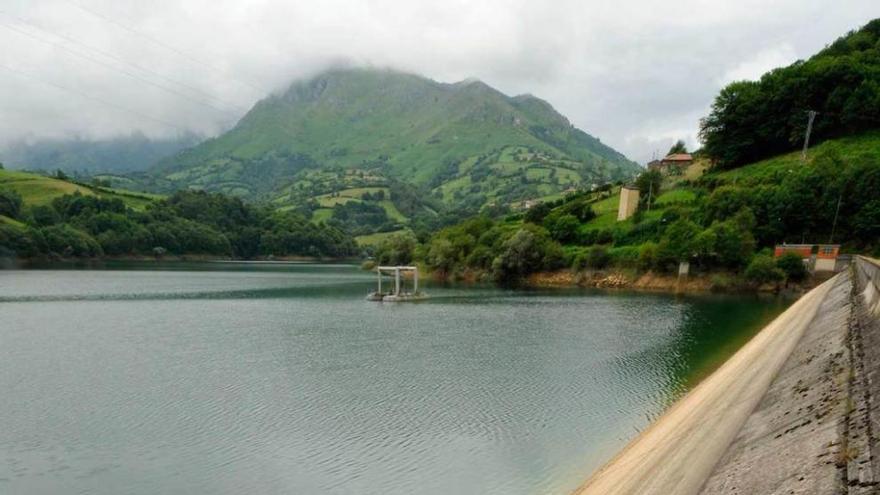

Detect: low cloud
[1, 0, 877, 163]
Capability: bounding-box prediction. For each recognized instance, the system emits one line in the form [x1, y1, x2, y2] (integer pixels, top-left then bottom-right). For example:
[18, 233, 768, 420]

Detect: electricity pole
[829, 191, 843, 244]
[802, 110, 818, 162]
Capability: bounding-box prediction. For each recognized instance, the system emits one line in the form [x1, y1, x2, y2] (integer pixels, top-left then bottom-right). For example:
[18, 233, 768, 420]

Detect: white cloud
[719, 44, 799, 84]
[0, 0, 878, 163]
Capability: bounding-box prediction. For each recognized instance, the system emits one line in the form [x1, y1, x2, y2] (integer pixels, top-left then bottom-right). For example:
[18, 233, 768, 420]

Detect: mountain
[1, 133, 203, 175]
[152, 68, 639, 226]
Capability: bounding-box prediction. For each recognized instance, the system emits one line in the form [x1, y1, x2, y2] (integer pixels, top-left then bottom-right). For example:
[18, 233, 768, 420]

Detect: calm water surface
[0, 262, 789, 495]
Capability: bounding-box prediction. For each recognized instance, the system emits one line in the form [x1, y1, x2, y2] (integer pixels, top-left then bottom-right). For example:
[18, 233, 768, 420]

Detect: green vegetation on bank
[374, 129, 880, 286]
[0, 169, 356, 260]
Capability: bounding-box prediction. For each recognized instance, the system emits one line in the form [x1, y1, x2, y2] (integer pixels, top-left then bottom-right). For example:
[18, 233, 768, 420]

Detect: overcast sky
[1, 0, 878, 163]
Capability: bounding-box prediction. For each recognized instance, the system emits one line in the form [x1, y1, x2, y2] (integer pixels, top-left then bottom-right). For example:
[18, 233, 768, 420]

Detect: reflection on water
[0, 262, 789, 494]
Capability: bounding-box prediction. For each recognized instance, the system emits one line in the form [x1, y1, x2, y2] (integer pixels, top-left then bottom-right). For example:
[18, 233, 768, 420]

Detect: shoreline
[526, 269, 822, 295]
[0, 254, 358, 268]
[427, 267, 818, 296]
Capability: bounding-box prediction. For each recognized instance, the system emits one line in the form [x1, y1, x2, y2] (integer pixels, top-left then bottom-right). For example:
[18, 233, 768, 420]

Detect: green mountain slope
[154, 68, 639, 218]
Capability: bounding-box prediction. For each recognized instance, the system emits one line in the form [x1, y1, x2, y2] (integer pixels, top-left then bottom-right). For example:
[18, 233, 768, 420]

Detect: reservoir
[0, 262, 788, 494]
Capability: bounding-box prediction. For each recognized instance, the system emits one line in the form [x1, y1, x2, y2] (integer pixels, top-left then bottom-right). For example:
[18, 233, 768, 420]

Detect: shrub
[492, 226, 563, 282]
[608, 245, 640, 268]
[776, 252, 809, 282]
[544, 213, 580, 243]
[40, 224, 103, 257]
[710, 273, 737, 291]
[374, 232, 417, 265]
[523, 202, 551, 224]
[30, 205, 60, 226]
[0, 188, 22, 219]
[586, 246, 611, 269]
[465, 244, 494, 269]
[577, 228, 597, 246]
[638, 242, 658, 271]
[0, 224, 39, 258]
[744, 255, 785, 285]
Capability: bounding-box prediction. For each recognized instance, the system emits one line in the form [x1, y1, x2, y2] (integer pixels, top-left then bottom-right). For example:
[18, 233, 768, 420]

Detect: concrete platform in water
[366, 292, 428, 302]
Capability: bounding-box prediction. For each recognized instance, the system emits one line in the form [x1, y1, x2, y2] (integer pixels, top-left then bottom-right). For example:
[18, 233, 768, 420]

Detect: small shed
[774, 243, 841, 272]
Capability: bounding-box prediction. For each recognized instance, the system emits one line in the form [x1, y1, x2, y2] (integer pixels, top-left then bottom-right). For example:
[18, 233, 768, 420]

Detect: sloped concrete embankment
[576, 258, 880, 495]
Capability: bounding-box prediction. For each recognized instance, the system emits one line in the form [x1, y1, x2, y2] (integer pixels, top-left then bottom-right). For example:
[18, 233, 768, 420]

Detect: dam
[577, 256, 880, 495]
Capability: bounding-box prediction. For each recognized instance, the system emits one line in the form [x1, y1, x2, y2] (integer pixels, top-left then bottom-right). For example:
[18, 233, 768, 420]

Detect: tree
[745, 255, 785, 285]
[375, 232, 417, 265]
[30, 205, 60, 226]
[657, 218, 701, 267]
[425, 238, 457, 273]
[705, 219, 755, 268]
[543, 213, 579, 243]
[492, 226, 562, 282]
[0, 189, 22, 219]
[668, 139, 688, 155]
[776, 252, 808, 282]
[524, 202, 551, 224]
[635, 170, 662, 209]
[493, 230, 544, 282]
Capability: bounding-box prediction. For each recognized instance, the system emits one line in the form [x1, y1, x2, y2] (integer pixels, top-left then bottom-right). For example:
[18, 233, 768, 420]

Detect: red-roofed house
[649, 153, 694, 174]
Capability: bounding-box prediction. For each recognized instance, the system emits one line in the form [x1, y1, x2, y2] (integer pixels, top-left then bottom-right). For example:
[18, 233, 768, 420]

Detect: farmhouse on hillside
[648, 153, 694, 174]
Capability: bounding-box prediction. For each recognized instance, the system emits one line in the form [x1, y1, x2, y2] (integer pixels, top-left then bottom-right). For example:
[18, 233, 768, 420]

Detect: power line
[0, 18, 241, 120]
[64, 0, 268, 95]
[0, 63, 188, 133]
[0, 10, 248, 114]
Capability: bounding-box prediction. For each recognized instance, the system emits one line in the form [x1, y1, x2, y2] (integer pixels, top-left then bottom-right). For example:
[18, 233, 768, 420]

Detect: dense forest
[700, 19, 880, 168]
[0, 188, 357, 260]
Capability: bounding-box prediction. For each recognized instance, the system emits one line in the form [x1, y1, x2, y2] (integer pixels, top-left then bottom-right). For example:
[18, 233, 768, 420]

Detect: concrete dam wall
[576, 257, 880, 495]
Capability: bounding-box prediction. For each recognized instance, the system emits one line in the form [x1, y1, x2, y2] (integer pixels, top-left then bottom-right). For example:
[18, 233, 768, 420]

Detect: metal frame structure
[376, 266, 419, 296]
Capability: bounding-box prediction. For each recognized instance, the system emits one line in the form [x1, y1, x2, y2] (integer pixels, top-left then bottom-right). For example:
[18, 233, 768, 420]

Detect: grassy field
[713, 130, 880, 185]
[655, 188, 696, 206]
[311, 208, 334, 223]
[0, 169, 161, 210]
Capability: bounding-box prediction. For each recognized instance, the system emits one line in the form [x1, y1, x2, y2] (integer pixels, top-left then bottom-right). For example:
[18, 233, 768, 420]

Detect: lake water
[0, 262, 789, 495]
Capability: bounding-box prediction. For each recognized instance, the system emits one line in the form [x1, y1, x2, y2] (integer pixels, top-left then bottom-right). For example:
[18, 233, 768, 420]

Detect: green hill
[700, 18, 880, 168]
[0, 169, 161, 210]
[153, 68, 640, 221]
[0, 168, 357, 260]
[400, 129, 880, 284]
